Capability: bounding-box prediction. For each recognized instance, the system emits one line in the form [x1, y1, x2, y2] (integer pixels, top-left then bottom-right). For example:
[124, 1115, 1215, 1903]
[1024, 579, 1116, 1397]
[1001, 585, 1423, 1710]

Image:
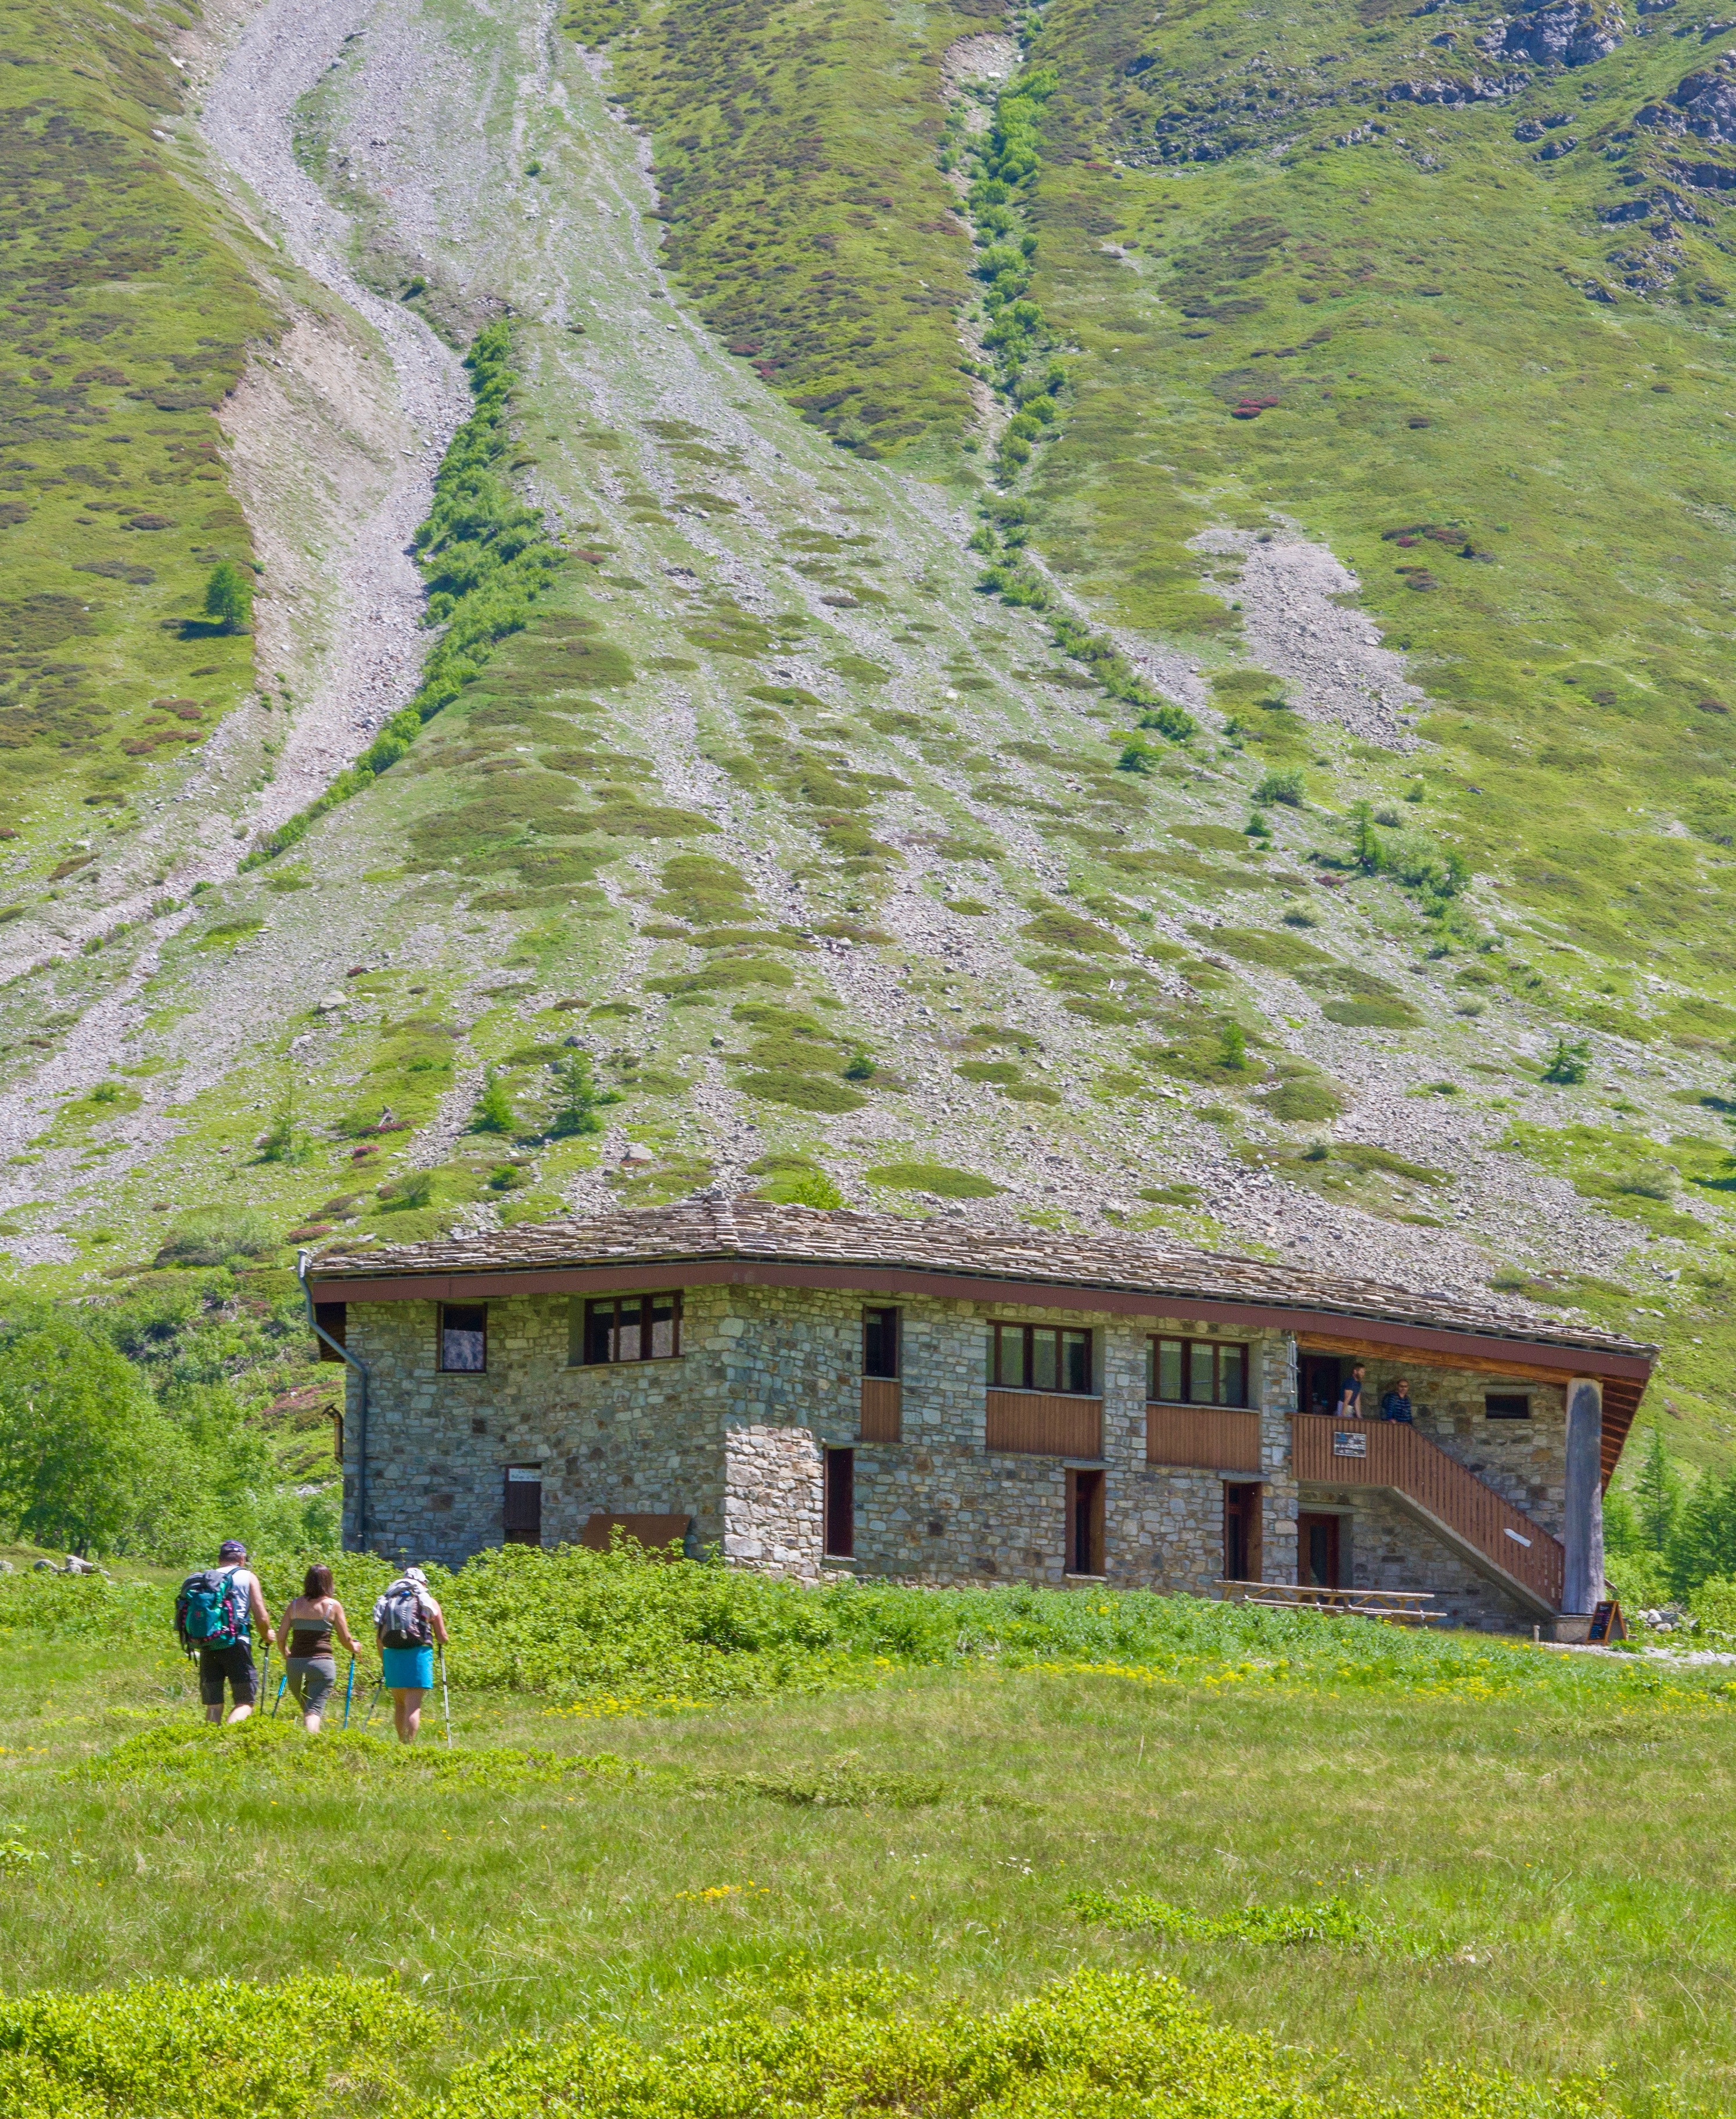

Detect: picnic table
[1218, 1581, 1444, 1625]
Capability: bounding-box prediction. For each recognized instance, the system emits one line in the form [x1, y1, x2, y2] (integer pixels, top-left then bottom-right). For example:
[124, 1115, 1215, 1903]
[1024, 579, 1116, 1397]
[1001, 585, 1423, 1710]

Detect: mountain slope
[2, 0, 1734, 1477]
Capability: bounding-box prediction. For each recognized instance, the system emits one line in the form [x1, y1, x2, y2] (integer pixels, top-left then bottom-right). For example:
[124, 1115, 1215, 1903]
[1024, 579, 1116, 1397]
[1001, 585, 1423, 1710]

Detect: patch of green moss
[865, 1161, 1002, 1199]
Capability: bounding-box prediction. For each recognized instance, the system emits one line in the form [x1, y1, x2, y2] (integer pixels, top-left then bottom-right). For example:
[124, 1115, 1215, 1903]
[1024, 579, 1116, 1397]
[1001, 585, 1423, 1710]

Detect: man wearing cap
[201, 1540, 276, 1725]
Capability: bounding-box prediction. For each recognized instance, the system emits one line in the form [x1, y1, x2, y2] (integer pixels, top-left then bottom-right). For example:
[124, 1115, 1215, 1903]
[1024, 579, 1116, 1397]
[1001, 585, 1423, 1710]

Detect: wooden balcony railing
[1293, 1413, 1564, 1610]
[1147, 1404, 1260, 1474]
[860, 1377, 902, 1443]
[986, 1389, 1102, 1457]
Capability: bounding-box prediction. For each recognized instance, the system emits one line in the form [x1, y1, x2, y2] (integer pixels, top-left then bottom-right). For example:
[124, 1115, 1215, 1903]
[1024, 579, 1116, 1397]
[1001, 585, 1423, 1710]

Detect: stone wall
[336, 1279, 1562, 1628]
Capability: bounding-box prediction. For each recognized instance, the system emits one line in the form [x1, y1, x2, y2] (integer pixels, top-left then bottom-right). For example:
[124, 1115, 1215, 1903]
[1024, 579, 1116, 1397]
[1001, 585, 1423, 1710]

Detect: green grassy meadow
[2, 1560, 1734, 2114]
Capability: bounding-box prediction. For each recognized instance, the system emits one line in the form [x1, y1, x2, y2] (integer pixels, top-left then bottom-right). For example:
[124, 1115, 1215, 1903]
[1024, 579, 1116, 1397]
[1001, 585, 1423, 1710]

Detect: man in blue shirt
[1379, 1377, 1415, 1423]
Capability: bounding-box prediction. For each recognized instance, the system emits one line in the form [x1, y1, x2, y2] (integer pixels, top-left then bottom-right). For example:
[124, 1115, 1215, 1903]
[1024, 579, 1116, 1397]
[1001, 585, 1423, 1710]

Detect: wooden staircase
[1292, 1413, 1563, 1617]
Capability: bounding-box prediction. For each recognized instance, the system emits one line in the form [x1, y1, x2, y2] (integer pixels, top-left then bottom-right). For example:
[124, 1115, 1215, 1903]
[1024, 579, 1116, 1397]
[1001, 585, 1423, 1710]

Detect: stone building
[306, 1197, 1653, 1635]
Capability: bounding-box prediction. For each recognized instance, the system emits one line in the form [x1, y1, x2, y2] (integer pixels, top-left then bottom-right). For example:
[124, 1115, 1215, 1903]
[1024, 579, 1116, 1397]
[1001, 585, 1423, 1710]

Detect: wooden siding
[860, 1377, 902, 1443]
[1146, 1404, 1260, 1472]
[985, 1389, 1103, 1457]
[1293, 1413, 1564, 1609]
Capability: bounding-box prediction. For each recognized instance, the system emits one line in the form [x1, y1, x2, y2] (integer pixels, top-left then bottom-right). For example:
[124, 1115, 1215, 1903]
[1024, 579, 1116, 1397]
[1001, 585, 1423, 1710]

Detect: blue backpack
[176, 1567, 250, 1653]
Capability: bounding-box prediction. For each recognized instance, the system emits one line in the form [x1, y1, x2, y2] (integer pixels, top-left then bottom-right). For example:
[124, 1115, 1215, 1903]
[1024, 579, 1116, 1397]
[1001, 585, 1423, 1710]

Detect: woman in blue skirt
[371, 1565, 448, 1745]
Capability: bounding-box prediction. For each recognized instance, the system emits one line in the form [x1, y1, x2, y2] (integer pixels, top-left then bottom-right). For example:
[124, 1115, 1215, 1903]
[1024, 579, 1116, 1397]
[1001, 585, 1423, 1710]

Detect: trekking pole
[271, 1671, 287, 1718]
[257, 1644, 270, 1722]
[342, 1654, 355, 1729]
[439, 1643, 451, 1750]
[359, 1678, 383, 1732]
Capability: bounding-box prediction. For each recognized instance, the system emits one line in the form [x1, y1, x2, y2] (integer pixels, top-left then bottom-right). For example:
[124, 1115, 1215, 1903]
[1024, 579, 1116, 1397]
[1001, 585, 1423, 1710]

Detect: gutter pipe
[297, 1247, 371, 1553]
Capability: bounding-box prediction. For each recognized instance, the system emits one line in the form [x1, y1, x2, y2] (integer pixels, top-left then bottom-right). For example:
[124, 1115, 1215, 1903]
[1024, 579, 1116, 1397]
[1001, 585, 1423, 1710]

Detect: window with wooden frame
[573, 1291, 682, 1366]
[1146, 1337, 1248, 1409]
[862, 1306, 900, 1378]
[988, 1321, 1093, 1395]
[438, 1302, 487, 1374]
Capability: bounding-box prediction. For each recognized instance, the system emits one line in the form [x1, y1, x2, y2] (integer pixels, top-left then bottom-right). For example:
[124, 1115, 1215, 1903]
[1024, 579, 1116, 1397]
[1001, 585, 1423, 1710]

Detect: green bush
[0, 1971, 430, 2119]
[436, 1962, 1612, 2119]
[0, 1961, 1616, 2119]
[1254, 768, 1306, 807]
[153, 1205, 277, 1267]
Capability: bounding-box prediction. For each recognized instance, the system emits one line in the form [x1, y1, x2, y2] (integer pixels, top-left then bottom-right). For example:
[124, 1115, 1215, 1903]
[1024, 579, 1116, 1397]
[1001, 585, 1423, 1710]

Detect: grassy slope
[0, 0, 268, 877]
[5, 0, 1736, 1472]
[0, 1582, 1731, 2110]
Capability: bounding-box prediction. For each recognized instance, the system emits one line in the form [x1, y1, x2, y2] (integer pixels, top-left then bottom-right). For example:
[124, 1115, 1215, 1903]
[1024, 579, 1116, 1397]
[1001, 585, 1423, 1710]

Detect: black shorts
[198, 1643, 257, 1707]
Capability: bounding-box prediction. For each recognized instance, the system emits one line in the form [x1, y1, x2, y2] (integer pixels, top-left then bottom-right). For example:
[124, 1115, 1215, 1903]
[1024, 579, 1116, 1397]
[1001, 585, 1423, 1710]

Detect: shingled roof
[308, 1195, 1651, 1364]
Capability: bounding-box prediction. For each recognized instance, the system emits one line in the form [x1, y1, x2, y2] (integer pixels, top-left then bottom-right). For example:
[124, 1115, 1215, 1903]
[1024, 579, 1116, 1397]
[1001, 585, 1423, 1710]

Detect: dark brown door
[1224, 1482, 1262, 1584]
[1297, 1511, 1341, 1589]
[1066, 1468, 1105, 1576]
[503, 1466, 542, 1546]
[824, 1448, 854, 1559]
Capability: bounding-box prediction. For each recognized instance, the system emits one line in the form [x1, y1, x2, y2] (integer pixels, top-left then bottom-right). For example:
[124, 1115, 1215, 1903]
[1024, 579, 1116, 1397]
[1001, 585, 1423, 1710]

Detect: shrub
[1542, 1036, 1591, 1084]
[155, 1206, 276, 1267]
[1254, 768, 1306, 807]
[0, 1970, 430, 2119]
[757, 1166, 847, 1209]
[1264, 1076, 1345, 1124]
[1219, 1022, 1248, 1071]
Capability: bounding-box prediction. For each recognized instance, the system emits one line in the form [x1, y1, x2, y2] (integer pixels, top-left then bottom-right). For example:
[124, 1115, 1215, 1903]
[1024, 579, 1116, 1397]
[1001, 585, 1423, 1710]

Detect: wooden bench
[1220, 1581, 1443, 1625]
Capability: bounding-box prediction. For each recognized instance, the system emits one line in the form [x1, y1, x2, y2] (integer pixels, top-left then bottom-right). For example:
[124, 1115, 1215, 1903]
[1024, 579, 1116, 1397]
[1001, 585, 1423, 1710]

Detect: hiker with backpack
[175, 1539, 276, 1725]
[277, 1563, 360, 1733]
[372, 1565, 448, 1746]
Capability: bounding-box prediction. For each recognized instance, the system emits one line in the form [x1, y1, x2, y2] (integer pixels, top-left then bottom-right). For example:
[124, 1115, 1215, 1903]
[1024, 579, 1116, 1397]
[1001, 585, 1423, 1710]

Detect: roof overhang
[308, 1251, 1654, 1387]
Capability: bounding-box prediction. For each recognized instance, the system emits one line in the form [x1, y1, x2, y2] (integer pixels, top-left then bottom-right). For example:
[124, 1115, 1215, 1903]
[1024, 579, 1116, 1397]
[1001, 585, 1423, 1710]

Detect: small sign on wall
[1332, 1431, 1368, 1458]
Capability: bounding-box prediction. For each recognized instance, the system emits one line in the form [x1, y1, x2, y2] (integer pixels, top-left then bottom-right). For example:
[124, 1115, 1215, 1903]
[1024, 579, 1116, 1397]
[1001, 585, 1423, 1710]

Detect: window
[1485, 1392, 1531, 1420]
[863, 1306, 900, 1378]
[824, 1448, 854, 1559]
[576, 1291, 681, 1366]
[439, 1302, 487, 1373]
[314, 1302, 347, 1364]
[1147, 1337, 1248, 1408]
[989, 1321, 1093, 1395]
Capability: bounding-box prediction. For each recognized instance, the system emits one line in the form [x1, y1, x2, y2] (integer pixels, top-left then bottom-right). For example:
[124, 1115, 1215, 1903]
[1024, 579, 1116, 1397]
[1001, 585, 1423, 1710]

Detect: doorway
[1065, 1468, 1105, 1577]
[502, 1465, 542, 1547]
[1299, 1355, 1341, 1417]
[1296, 1510, 1343, 1589]
[1223, 1482, 1262, 1585]
[824, 1448, 855, 1560]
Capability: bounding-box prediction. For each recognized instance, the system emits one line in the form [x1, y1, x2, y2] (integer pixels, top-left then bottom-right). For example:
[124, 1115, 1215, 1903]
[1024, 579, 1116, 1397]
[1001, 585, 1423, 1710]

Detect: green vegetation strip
[1072, 1887, 1378, 1946]
[0, 1960, 1617, 2119]
[5, 1546, 1730, 1714]
[243, 322, 561, 868]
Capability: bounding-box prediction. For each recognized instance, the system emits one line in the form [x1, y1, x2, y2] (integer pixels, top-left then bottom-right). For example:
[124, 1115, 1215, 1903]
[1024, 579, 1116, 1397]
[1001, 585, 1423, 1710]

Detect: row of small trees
[1605, 1425, 1736, 1606]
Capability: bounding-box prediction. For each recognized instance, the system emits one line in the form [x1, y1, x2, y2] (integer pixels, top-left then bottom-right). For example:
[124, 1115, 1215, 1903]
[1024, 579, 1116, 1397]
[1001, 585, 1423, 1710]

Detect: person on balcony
[1336, 1363, 1366, 1418]
[1379, 1378, 1416, 1424]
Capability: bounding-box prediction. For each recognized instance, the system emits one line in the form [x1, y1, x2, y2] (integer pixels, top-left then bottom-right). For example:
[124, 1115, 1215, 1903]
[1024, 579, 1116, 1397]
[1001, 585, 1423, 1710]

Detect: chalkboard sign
[1588, 1599, 1626, 1643]
[1332, 1430, 1368, 1459]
